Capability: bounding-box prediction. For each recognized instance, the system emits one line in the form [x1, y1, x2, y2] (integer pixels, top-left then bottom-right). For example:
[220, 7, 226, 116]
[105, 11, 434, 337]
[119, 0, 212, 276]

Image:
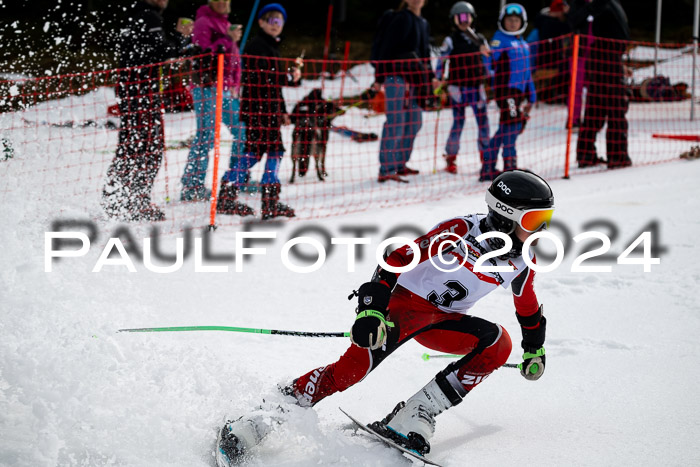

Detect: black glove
[350, 282, 394, 350]
[519, 311, 546, 381]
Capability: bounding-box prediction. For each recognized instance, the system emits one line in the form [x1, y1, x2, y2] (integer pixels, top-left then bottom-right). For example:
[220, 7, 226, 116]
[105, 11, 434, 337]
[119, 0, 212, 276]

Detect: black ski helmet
[498, 3, 528, 36]
[449, 2, 476, 20]
[485, 170, 554, 234]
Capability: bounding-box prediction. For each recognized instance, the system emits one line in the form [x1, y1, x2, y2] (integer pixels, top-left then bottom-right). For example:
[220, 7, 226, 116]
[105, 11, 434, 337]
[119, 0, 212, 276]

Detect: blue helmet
[258, 3, 287, 22]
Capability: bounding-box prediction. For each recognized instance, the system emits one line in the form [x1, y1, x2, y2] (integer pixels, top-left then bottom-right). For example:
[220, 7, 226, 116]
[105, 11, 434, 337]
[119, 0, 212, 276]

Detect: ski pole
[239, 0, 260, 54]
[421, 353, 519, 369]
[118, 325, 350, 338]
[432, 83, 446, 174]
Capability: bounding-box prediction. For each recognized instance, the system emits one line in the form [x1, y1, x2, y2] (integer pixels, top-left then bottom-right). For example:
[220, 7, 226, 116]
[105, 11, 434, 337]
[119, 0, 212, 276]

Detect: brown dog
[290, 89, 340, 183]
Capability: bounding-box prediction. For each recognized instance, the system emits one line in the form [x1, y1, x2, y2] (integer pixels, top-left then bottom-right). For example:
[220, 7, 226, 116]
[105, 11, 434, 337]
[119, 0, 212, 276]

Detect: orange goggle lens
[519, 208, 554, 232]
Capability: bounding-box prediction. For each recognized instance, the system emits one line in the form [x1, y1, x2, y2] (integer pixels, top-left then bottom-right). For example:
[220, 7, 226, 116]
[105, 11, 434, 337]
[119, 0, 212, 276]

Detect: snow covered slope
[2, 151, 700, 466]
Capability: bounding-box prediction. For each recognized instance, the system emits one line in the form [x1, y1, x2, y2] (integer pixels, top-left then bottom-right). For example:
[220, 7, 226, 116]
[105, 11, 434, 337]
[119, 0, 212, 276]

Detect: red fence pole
[339, 41, 351, 102]
[564, 34, 580, 179]
[209, 52, 225, 229]
[321, 3, 334, 90]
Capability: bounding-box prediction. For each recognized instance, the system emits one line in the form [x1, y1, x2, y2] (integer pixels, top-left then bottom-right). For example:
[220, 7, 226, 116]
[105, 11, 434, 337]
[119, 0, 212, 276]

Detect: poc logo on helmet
[495, 201, 514, 215]
[497, 181, 511, 194]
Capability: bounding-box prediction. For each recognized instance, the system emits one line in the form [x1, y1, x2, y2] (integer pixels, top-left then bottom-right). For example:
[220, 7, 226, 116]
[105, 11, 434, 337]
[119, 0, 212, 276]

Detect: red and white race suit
[392, 214, 536, 314]
[292, 214, 541, 407]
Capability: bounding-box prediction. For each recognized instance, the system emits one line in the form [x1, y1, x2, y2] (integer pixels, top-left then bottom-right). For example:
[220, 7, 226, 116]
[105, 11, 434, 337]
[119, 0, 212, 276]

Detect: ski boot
[368, 401, 433, 455]
[368, 375, 465, 456]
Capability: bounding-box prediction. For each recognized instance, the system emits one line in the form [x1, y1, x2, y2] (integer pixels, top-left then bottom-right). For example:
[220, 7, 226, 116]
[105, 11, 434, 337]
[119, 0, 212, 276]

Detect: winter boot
[133, 201, 166, 222]
[216, 180, 255, 217]
[129, 190, 166, 221]
[503, 158, 517, 172]
[479, 169, 501, 182]
[368, 376, 464, 455]
[261, 183, 295, 220]
[444, 154, 457, 174]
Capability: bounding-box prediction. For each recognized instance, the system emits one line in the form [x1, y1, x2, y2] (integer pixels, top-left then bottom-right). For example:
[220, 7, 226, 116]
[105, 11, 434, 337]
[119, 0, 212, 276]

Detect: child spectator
[480, 3, 536, 182]
[180, 0, 244, 203]
[216, 3, 302, 219]
[436, 1, 491, 174]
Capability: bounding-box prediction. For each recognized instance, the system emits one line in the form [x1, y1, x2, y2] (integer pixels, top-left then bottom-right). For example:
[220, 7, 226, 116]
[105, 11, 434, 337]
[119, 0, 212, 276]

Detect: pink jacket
[192, 4, 241, 92]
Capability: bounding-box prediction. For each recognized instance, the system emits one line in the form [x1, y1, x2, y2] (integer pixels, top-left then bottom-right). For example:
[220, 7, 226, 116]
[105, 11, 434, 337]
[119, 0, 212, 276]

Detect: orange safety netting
[0, 34, 696, 233]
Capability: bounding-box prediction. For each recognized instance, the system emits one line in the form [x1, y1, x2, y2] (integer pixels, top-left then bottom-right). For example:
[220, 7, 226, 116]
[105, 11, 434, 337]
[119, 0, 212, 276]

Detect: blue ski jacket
[487, 30, 536, 103]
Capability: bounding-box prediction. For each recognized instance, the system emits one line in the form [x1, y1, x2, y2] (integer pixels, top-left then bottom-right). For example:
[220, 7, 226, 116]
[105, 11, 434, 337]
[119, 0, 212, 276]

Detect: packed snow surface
[2, 155, 700, 466]
[2, 45, 700, 465]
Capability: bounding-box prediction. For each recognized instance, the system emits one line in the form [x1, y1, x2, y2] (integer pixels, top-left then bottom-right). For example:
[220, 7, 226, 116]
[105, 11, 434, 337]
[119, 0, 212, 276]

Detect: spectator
[436, 1, 491, 174]
[569, 0, 632, 169]
[217, 3, 302, 219]
[101, 0, 191, 221]
[480, 3, 535, 182]
[567, 0, 593, 129]
[180, 0, 245, 204]
[372, 0, 438, 183]
[527, 0, 571, 103]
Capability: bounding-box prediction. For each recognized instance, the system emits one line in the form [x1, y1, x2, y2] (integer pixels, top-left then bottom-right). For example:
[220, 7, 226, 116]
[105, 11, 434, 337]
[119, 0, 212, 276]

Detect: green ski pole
[421, 353, 519, 369]
[119, 325, 349, 338]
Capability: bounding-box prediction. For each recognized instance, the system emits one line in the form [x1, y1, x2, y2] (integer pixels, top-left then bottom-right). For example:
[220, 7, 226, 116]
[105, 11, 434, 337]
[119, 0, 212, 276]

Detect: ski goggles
[266, 17, 285, 27]
[456, 13, 472, 24]
[485, 191, 554, 232]
[504, 4, 524, 16]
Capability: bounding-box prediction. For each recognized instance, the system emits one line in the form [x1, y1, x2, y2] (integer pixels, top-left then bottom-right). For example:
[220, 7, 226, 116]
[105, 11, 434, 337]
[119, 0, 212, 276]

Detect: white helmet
[498, 3, 528, 36]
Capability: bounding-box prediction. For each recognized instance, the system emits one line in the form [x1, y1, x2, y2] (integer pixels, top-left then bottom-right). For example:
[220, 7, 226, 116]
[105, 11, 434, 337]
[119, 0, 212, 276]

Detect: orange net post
[564, 34, 581, 179]
[208, 52, 225, 229]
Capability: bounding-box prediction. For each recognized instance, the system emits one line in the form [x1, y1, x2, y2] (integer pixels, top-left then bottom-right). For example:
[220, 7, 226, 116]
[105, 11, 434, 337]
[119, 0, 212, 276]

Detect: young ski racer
[216, 169, 555, 466]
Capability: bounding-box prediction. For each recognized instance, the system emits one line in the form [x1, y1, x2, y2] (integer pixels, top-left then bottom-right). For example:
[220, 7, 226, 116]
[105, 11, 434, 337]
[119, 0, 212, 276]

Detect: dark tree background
[0, 0, 698, 76]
